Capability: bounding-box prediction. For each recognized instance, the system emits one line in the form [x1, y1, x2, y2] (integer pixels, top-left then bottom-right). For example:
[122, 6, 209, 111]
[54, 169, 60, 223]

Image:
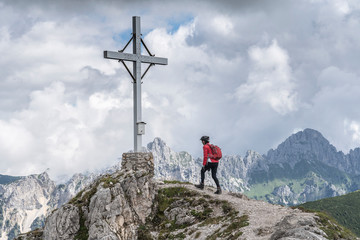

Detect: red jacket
[203, 143, 219, 166]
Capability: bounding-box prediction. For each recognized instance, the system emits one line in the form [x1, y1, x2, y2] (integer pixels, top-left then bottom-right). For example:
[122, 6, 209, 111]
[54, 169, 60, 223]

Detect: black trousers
[200, 162, 220, 188]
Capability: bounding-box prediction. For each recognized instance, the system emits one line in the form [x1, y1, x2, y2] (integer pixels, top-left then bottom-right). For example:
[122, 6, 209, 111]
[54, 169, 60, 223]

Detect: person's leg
[210, 163, 220, 188]
[200, 167, 206, 184]
[196, 165, 210, 189]
[210, 163, 221, 194]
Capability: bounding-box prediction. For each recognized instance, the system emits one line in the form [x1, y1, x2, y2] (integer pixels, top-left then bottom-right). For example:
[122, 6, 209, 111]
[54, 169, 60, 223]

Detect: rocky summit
[15, 152, 357, 240]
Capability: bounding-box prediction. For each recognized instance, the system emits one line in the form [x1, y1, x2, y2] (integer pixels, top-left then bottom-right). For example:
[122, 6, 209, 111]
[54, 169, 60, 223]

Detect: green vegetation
[152, 187, 198, 229]
[249, 159, 353, 186]
[69, 181, 99, 208]
[221, 200, 234, 214]
[190, 208, 213, 221]
[69, 173, 124, 239]
[299, 190, 360, 237]
[315, 211, 356, 240]
[194, 231, 201, 238]
[244, 159, 358, 206]
[74, 209, 89, 240]
[206, 215, 249, 240]
[100, 175, 119, 188]
[138, 224, 154, 240]
[69, 180, 101, 239]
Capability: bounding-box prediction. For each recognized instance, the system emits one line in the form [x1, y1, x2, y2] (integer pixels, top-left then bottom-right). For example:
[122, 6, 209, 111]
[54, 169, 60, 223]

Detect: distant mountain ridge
[149, 128, 360, 206]
[2, 128, 360, 239]
[267, 129, 360, 174]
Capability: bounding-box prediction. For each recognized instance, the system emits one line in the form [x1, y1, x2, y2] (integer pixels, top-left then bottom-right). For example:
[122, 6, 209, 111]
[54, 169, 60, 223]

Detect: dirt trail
[160, 182, 329, 240]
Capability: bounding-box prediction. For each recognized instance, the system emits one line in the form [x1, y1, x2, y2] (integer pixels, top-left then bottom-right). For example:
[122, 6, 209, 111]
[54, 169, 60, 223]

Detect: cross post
[104, 16, 168, 152]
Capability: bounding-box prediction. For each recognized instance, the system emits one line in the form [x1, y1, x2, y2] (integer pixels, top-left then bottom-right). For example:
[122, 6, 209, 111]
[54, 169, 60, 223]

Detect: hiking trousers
[200, 162, 220, 188]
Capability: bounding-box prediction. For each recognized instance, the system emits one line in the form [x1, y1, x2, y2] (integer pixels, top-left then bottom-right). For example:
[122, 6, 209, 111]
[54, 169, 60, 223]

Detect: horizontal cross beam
[104, 51, 168, 65]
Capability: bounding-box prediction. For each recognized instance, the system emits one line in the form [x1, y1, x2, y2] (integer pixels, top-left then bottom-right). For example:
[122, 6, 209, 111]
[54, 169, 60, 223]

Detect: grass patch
[222, 201, 233, 214]
[137, 224, 153, 240]
[199, 216, 224, 227]
[74, 208, 88, 240]
[206, 215, 249, 240]
[100, 175, 119, 188]
[296, 207, 357, 239]
[152, 187, 198, 227]
[190, 208, 213, 221]
[315, 211, 356, 240]
[299, 190, 360, 237]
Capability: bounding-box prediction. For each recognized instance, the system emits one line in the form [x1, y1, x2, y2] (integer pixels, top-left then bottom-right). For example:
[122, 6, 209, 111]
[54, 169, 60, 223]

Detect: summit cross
[104, 16, 168, 153]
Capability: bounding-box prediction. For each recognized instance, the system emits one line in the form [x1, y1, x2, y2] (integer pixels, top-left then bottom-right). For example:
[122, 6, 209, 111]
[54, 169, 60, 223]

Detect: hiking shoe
[195, 184, 204, 190]
[214, 188, 222, 194]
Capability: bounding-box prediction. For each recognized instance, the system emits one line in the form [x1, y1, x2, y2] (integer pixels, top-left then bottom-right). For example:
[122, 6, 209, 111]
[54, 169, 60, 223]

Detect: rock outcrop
[0, 172, 55, 240]
[17, 153, 156, 240]
[0, 171, 96, 240]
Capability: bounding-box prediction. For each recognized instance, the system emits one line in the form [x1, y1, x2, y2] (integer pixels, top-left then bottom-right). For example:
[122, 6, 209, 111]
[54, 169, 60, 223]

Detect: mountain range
[1, 128, 360, 239]
[15, 152, 359, 240]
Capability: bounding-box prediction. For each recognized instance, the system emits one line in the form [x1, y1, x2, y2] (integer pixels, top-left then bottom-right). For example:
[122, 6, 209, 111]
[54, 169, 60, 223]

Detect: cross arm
[104, 51, 168, 65]
[103, 51, 138, 62]
[140, 55, 168, 65]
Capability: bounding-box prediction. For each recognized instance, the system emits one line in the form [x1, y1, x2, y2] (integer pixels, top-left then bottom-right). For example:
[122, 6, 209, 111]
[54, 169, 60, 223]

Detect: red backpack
[208, 144, 222, 160]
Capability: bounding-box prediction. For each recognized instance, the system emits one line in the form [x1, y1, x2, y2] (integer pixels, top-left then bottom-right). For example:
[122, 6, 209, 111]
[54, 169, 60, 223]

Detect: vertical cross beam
[103, 16, 167, 153]
[133, 16, 142, 152]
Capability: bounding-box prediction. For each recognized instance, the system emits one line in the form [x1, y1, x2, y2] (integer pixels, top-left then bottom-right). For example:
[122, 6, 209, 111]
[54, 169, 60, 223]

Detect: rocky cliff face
[0, 172, 95, 240]
[17, 152, 157, 240]
[148, 137, 199, 183]
[0, 172, 55, 240]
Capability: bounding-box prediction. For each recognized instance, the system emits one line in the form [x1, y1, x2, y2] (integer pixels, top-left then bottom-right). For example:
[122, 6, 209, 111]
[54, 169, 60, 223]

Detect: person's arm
[203, 144, 209, 166]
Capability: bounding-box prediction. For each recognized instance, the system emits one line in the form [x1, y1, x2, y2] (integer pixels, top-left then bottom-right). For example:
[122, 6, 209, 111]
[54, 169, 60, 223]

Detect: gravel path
[159, 182, 330, 240]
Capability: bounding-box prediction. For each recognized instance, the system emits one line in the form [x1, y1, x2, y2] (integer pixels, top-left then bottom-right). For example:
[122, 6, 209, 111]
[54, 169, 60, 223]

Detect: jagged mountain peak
[288, 128, 329, 144]
[147, 137, 169, 150]
[277, 128, 333, 152]
[245, 149, 262, 158]
[31, 171, 51, 183]
[266, 128, 347, 169]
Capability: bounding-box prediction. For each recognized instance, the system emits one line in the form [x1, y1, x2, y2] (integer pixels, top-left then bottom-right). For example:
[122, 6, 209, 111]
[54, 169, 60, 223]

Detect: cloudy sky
[1, 0, 360, 180]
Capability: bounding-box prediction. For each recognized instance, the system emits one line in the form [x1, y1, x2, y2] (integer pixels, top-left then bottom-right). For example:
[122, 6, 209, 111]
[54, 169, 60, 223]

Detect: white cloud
[2, 0, 360, 178]
[212, 15, 234, 35]
[0, 81, 133, 179]
[344, 119, 360, 145]
[235, 40, 298, 115]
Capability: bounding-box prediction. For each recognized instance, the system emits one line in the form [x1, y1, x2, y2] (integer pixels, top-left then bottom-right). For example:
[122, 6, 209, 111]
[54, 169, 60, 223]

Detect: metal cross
[104, 16, 168, 153]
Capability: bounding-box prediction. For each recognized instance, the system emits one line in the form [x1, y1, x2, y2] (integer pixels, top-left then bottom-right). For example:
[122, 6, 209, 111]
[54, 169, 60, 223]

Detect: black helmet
[200, 136, 210, 142]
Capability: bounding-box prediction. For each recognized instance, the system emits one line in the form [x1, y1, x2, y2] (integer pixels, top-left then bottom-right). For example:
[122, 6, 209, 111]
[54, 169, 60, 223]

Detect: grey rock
[41, 152, 156, 240]
[270, 214, 327, 240]
[43, 204, 80, 240]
